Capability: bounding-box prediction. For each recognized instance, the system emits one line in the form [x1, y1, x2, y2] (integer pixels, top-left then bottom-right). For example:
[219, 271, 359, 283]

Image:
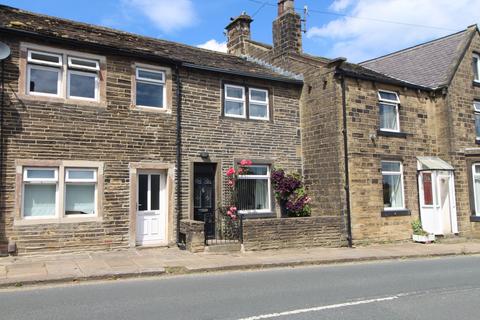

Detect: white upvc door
[418, 170, 458, 235]
[136, 172, 167, 246]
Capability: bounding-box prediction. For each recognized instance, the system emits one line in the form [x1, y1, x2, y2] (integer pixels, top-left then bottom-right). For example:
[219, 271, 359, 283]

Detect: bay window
[237, 165, 271, 213]
[381, 161, 405, 210]
[378, 90, 400, 132]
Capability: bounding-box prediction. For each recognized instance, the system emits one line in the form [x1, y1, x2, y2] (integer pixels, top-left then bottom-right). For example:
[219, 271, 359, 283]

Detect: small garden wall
[242, 216, 347, 251]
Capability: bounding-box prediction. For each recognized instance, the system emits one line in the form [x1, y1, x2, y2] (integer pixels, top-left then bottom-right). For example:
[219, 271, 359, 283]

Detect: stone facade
[0, 26, 303, 254]
[242, 216, 347, 250]
[228, 0, 480, 244]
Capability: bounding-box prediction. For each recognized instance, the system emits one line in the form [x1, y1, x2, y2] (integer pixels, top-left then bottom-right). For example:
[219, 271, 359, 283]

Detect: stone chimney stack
[225, 12, 253, 56]
[273, 0, 302, 54]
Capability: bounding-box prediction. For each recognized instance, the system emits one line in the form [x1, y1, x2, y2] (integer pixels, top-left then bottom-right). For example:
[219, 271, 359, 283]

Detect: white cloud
[123, 0, 196, 33]
[197, 39, 228, 53]
[307, 0, 480, 62]
[329, 0, 353, 12]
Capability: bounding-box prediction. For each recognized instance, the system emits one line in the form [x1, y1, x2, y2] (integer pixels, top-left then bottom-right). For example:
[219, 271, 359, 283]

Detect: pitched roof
[360, 27, 477, 89]
[0, 5, 302, 83]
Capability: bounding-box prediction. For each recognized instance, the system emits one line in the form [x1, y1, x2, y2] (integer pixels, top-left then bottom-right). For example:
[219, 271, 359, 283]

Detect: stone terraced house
[0, 4, 352, 255]
[229, 0, 480, 244]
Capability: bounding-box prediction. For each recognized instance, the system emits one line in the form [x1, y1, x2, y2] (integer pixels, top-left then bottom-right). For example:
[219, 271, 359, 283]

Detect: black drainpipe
[0, 60, 4, 211]
[175, 64, 182, 245]
[341, 75, 353, 247]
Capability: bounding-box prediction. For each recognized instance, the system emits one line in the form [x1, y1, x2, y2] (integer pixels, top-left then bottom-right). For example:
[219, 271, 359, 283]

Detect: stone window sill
[14, 217, 102, 226]
[241, 212, 276, 219]
[377, 130, 409, 138]
[17, 93, 107, 109]
[381, 209, 411, 217]
[132, 105, 173, 114]
[470, 215, 480, 222]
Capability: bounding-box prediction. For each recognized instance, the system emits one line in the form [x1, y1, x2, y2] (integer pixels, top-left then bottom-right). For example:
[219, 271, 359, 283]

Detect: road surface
[0, 255, 479, 319]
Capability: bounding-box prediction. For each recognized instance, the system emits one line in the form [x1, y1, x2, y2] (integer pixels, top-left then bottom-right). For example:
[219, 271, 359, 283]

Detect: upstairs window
[249, 88, 269, 120]
[224, 84, 246, 118]
[475, 101, 480, 140]
[27, 50, 62, 96]
[237, 165, 271, 213]
[224, 84, 270, 120]
[135, 67, 166, 109]
[378, 90, 400, 132]
[381, 161, 405, 210]
[473, 164, 480, 216]
[473, 53, 480, 83]
[26, 47, 102, 102]
[67, 57, 100, 101]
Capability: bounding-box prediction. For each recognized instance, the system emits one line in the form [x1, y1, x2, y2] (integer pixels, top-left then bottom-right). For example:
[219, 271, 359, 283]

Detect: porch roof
[417, 157, 454, 171]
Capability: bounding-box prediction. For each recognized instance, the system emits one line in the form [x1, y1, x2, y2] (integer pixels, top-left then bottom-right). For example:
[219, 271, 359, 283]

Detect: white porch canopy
[417, 156, 454, 171]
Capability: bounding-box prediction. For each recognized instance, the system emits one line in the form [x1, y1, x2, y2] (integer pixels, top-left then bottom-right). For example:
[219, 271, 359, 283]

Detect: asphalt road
[0, 255, 479, 320]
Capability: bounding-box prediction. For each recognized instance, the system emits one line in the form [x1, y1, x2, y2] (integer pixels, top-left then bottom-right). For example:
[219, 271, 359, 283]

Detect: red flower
[227, 180, 234, 186]
[226, 167, 235, 176]
[240, 159, 252, 166]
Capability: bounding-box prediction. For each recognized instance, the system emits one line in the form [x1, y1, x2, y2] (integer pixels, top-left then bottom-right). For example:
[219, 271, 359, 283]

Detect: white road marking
[237, 295, 400, 320]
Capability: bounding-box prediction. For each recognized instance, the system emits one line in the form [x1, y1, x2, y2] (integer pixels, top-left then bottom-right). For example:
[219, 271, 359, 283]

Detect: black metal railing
[204, 212, 243, 245]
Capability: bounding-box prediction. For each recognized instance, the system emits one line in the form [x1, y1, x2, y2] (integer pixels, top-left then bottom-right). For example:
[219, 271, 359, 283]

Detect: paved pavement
[0, 241, 480, 287]
[0, 255, 479, 319]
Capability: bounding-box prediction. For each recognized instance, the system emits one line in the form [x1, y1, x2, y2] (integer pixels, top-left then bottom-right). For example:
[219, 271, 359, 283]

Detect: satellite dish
[0, 42, 11, 61]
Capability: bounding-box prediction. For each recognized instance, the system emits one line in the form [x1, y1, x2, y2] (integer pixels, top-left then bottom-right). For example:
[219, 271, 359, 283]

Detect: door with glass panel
[418, 170, 457, 235]
[136, 172, 167, 246]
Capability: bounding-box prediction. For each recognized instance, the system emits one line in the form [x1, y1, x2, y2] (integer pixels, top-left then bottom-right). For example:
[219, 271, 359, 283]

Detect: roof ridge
[0, 4, 237, 60]
[360, 27, 470, 65]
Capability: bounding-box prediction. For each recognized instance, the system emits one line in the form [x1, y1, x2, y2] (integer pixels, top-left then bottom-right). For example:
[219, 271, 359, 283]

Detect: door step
[204, 242, 241, 253]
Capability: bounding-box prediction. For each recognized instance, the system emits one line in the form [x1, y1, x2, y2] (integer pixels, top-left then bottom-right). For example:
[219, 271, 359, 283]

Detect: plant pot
[412, 234, 435, 243]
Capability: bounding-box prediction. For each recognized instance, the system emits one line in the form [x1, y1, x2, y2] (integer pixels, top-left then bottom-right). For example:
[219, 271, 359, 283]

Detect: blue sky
[3, 0, 480, 62]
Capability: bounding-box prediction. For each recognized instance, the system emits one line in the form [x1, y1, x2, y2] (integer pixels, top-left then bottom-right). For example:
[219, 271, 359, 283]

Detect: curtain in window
[24, 184, 56, 216]
[65, 184, 95, 214]
[475, 176, 480, 215]
[383, 175, 403, 208]
[380, 104, 398, 130]
[237, 179, 268, 211]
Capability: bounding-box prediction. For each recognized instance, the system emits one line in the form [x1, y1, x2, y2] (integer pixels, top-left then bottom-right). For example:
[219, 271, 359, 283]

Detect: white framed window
[27, 50, 62, 67]
[135, 67, 166, 109]
[472, 164, 480, 216]
[381, 161, 405, 210]
[378, 90, 400, 132]
[25, 46, 103, 102]
[473, 53, 480, 83]
[26, 64, 62, 97]
[224, 84, 246, 118]
[137, 173, 162, 212]
[22, 168, 59, 218]
[249, 88, 269, 120]
[68, 56, 100, 72]
[67, 70, 99, 101]
[65, 168, 97, 216]
[474, 101, 480, 140]
[237, 165, 271, 213]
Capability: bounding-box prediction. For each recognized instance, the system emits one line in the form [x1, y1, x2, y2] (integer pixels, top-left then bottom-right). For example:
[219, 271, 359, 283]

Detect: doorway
[193, 163, 216, 240]
[136, 171, 167, 246]
[418, 170, 458, 235]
